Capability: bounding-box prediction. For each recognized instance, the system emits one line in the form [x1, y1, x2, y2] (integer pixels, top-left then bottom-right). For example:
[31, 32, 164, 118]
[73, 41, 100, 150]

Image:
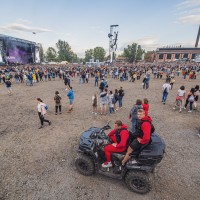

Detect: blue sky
[0, 0, 200, 57]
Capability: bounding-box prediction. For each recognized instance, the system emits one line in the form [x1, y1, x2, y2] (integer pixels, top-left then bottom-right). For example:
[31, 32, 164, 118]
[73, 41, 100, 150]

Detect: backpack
[115, 128, 128, 144]
[128, 120, 155, 145]
[163, 87, 167, 93]
[55, 95, 61, 104]
[114, 93, 119, 101]
[44, 105, 48, 110]
[188, 95, 194, 102]
[112, 97, 116, 104]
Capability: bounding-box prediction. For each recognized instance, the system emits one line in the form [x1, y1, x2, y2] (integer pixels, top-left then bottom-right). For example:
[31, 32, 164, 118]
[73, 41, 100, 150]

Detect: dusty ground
[0, 74, 200, 200]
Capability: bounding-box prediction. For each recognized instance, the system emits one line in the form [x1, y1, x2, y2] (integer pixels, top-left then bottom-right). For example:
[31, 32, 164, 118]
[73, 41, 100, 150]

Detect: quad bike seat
[111, 152, 126, 160]
[111, 138, 152, 161]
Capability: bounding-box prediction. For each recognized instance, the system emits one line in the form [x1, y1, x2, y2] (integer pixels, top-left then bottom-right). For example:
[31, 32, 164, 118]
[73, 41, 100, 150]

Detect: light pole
[108, 25, 119, 63]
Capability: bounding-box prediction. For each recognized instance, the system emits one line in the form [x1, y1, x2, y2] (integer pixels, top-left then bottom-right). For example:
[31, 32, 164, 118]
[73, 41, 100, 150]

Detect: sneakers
[49, 121, 51, 126]
[173, 107, 176, 110]
[102, 162, 112, 168]
[188, 110, 192, 113]
[38, 125, 43, 129]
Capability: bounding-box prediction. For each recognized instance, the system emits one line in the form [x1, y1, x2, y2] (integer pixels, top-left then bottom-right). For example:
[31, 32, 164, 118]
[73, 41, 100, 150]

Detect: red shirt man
[102, 120, 129, 168]
[122, 109, 152, 165]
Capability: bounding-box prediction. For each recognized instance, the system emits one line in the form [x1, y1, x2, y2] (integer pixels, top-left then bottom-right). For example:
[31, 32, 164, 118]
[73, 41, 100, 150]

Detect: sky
[0, 0, 200, 57]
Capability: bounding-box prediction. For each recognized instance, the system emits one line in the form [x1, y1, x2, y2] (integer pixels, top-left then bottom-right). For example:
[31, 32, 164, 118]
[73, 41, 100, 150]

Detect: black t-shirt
[118, 89, 124, 97]
[5, 80, 11, 87]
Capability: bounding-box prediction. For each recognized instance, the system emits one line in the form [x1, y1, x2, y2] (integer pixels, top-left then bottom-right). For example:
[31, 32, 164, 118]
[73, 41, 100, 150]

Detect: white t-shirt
[162, 83, 171, 93]
[177, 89, 185, 97]
[37, 102, 46, 115]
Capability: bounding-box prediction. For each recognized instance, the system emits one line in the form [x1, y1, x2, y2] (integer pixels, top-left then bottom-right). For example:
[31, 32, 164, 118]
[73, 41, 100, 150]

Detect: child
[142, 98, 149, 116]
[108, 91, 115, 114]
[54, 91, 62, 115]
[5, 79, 12, 95]
[92, 93, 98, 115]
[170, 78, 175, 90]
[173, 86, 185, 113]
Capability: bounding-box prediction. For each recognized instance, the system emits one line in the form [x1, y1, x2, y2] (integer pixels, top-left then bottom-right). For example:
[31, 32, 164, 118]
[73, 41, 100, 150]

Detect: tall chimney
[195, 25, 200, 47]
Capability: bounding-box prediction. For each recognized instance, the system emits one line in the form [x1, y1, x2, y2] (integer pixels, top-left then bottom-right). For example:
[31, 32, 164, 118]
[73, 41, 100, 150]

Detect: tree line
[40, 40, 145, 63]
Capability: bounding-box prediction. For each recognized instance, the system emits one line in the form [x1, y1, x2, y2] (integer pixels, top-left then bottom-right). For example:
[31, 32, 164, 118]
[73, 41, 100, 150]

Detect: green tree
[85, 49, 94, 62]
[123, 43, 145, 63]
[136, 45, 145, 61]
[93, 47, 106, 62]
[45, 47, 57, 62]
[56, 40, 73, 62]
[39, 44, 44, 62]
[123, 43, 137, 63]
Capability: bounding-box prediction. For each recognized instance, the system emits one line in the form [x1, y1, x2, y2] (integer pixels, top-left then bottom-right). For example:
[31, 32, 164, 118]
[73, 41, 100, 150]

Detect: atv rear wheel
[75, 154, 94, 176]
[125, 171, 151, 194]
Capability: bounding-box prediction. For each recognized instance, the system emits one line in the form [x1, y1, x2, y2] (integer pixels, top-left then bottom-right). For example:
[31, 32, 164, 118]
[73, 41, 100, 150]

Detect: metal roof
[0, 34, 36, 45]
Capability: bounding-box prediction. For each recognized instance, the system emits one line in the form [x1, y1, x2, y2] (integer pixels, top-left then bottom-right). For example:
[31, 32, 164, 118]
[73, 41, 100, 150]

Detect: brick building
[155, 47, 200, 62]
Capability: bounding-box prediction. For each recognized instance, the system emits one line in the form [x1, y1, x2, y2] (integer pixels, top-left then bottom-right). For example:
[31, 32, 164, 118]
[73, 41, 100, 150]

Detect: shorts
[130, 139, 142, 151]
[100, 102, 107, 108]
[69, 99, 74, 105]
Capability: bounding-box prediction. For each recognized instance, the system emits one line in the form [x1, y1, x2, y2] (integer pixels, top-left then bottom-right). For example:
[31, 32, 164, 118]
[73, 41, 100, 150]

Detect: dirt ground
[0, 74, 200, 200]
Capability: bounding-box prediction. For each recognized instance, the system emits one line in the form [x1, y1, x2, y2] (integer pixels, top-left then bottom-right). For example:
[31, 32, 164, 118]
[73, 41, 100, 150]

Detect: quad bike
[75, 123, 165, 194]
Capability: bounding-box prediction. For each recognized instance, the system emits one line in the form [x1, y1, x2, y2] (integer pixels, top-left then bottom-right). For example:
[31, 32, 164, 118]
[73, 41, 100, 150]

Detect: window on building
[167, 54, 171, 59]
[159, 54, 163, 59]
[191, 54, 196, 59]
[183, 54, 188, 58]
[175, 54, 180, 59]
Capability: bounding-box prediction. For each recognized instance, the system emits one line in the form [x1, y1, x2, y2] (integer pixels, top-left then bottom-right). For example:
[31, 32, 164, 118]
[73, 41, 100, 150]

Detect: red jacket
[108, 124, 129, 148]
[139, 116, 152, 144]
[142, 103, 149, 116]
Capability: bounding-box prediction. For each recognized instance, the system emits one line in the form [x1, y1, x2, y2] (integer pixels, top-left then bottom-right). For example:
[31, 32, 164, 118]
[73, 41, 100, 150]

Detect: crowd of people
[0, 61, 199, 115]
[0, 60, 199, 168]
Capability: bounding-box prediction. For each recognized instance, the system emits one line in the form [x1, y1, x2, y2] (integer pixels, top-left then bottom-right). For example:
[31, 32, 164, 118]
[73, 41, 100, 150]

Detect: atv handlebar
[91, 122, 111, 140]
[102, 121, 111, 131]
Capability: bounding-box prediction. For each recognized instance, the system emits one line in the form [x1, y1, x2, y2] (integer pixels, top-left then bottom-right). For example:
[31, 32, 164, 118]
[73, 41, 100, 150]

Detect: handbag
[188, 95, 194, 102]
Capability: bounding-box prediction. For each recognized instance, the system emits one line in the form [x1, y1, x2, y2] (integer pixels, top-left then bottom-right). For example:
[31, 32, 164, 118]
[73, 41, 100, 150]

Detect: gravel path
[0, 75, 199, 200]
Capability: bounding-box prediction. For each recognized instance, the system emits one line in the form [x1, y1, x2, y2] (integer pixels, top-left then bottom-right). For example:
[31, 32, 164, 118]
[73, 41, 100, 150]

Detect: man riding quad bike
[75, 114, 165, 194]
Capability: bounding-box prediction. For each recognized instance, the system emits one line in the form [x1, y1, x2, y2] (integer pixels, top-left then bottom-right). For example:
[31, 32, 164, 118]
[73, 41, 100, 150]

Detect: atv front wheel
[125, 171, 151, 194]
[75, 154, 94, 176]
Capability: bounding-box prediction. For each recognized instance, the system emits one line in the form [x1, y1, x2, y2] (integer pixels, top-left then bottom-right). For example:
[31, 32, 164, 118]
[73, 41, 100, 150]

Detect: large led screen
[7, 41, 34, 64]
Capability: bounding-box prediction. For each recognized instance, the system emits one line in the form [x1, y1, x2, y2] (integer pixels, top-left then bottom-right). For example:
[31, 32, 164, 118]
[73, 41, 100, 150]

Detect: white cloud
[175, 0, 200, 24]
[178, 14, 200, 24]
[119, 36, 161, 52]
[176, 0, 200, 10]
[16, 18, 32, 24]
[118, 37, 195, 54]
[0, 23, 53, 33]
